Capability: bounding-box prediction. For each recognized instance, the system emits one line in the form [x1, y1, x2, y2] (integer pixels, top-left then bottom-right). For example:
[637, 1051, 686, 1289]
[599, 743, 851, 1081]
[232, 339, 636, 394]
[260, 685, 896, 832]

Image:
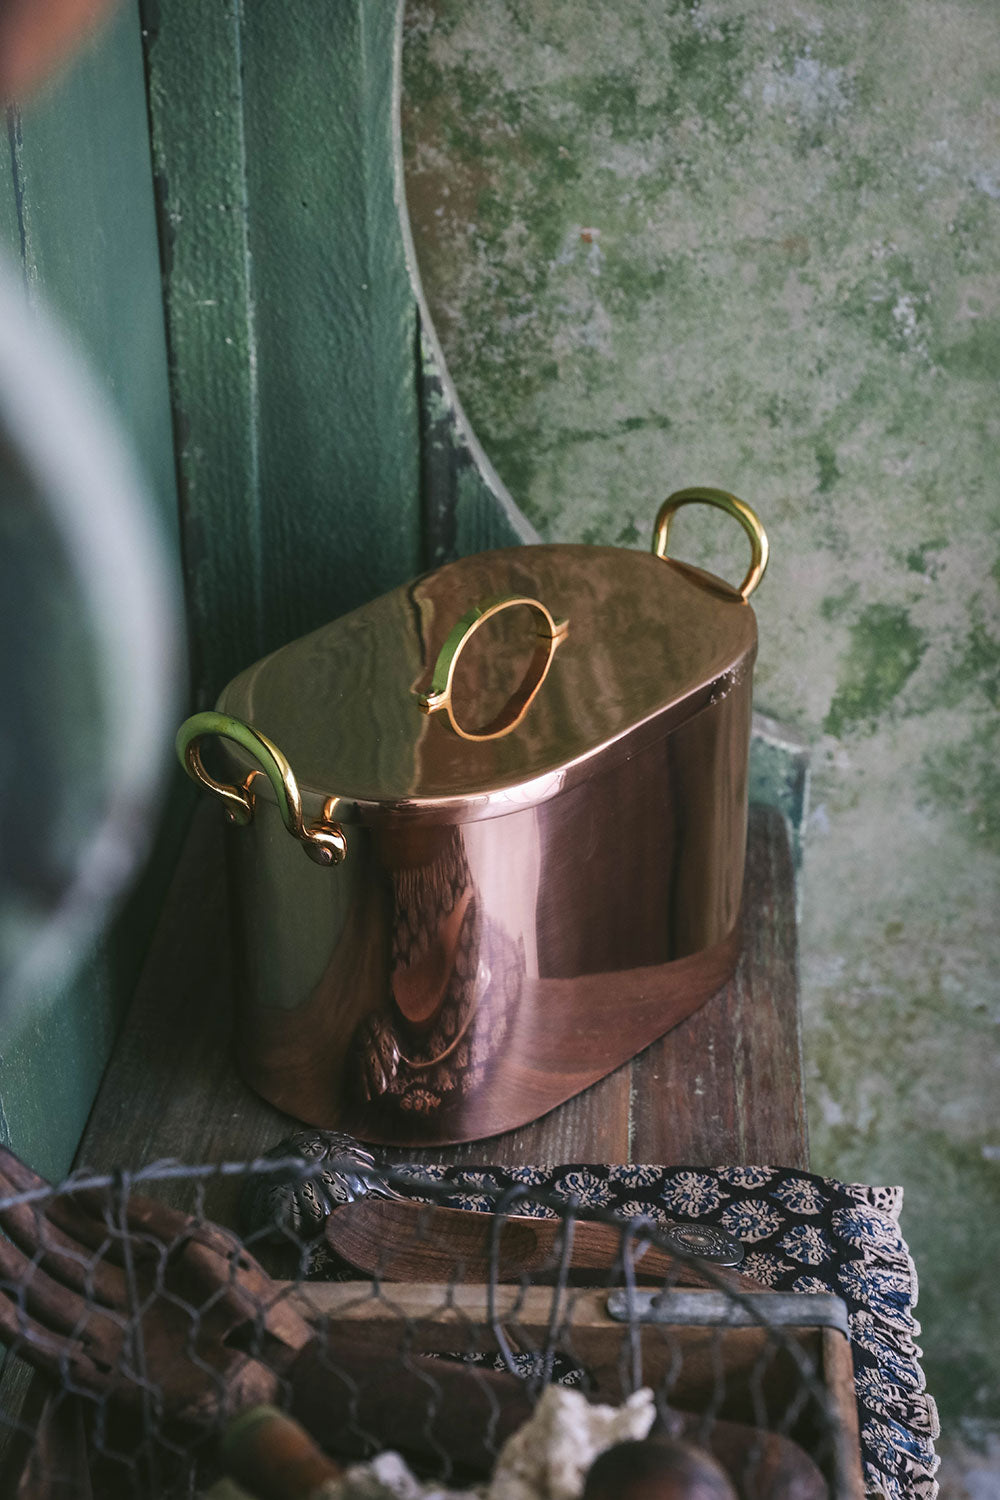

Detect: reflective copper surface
[214, 540, 757, 1142]
[215, 545, 756, 825]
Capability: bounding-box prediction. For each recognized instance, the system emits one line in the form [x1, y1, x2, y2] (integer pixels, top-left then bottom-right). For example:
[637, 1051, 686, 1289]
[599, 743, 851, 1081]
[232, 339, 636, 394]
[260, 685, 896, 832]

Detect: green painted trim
[418, 327, 534, 561]
[749, 714, 810, 866]
[142, 0, 429, 704]
[1, 109, 26, 280]
[139, 0, 270, 701]
[392, 7, 537, 562]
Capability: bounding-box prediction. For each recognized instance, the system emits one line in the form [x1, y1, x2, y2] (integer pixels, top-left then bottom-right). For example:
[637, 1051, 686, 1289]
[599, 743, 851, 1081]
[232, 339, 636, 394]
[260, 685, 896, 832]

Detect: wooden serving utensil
[323, 1198, 766, 1293]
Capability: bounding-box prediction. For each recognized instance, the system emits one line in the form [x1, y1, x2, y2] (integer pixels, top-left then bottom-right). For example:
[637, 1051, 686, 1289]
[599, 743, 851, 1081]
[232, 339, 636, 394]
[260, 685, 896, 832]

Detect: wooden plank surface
[406, 801, 806, 1170]
[74, 801, 806, 1231]
[628, 807, 808, 1166]
[141, 0, 424, 706]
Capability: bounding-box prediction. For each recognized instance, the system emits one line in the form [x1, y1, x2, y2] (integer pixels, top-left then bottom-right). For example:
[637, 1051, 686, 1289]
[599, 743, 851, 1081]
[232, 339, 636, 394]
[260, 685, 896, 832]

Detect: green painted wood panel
[138, 1, 266, 702]
[142, 0, 423, 703]
[0, 2, 181, 1183]
[238, 0, 421, 651]
[0, 118, 18, 251]
[142, 0, 533, 706]
[418, 326, 538, 563]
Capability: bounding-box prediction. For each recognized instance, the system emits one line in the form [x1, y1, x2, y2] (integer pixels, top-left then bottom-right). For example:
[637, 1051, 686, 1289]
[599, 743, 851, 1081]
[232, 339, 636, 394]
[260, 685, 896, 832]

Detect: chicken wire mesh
[0, 1143, 854, 1499]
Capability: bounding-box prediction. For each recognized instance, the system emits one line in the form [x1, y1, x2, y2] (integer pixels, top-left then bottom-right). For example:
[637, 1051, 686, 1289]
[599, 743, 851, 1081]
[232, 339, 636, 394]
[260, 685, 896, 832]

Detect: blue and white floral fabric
[404, 1161, 939, 1500]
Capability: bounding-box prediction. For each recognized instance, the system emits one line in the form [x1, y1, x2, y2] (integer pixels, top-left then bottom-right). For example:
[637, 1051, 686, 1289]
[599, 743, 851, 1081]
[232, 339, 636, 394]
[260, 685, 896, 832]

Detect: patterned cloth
[391, 1161, 939, 1500]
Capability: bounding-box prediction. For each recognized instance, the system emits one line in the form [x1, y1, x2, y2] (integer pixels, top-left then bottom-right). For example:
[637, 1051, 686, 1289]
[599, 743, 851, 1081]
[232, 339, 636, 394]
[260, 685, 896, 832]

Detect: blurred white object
[0, 253, 181, 1009]
[488, 1386, 655, 1500]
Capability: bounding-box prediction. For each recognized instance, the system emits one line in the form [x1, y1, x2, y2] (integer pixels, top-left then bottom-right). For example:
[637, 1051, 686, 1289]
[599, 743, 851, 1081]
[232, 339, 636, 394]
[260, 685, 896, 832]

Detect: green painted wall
[0, 4, 179, 1182]
[401, 0, 1000, 1473]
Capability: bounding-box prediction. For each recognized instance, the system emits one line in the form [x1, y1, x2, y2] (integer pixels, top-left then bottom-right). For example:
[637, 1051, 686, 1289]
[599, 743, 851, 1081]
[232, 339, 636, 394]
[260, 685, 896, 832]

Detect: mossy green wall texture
[402, 0, 1000, 1458]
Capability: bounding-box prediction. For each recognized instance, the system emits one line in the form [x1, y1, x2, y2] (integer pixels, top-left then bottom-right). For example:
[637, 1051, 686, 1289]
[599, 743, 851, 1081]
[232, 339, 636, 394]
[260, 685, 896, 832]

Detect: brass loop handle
[416, 596, 569, 742]
[651, 487, 769, 602]
[175, 711, 347, 868]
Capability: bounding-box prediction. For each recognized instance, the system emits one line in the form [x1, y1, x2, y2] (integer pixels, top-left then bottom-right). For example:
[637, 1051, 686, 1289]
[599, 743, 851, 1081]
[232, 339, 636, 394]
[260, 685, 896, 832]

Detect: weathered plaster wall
[402, 0, 1000, 1467]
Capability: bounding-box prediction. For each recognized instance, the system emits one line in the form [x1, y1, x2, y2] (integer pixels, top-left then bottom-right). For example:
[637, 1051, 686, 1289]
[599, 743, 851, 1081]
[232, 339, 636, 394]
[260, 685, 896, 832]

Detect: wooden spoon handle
[324, 1199, 764, 1293]
[554, 1219, 761, 1292]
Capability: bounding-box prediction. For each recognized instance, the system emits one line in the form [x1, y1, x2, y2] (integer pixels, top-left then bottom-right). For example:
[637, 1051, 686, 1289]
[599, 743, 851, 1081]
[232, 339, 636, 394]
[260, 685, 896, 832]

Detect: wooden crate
[290, 1281, 865, 1500]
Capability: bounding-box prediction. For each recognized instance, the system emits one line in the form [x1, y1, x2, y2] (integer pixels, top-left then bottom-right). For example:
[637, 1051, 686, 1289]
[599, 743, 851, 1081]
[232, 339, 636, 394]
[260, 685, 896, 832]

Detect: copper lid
[214, 543, 757, 827]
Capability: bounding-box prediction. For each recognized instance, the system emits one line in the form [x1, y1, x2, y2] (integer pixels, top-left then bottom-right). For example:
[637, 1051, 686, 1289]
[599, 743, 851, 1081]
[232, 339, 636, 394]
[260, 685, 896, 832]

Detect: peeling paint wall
[402, 0, 1000, 1471]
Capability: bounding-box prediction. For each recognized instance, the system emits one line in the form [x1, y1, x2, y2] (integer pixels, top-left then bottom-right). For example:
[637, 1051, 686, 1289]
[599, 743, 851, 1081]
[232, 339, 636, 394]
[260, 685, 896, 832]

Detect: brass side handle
[652, 487, 769, 602]
[175, 711, 347, 867]
[416, 596, 569, 742]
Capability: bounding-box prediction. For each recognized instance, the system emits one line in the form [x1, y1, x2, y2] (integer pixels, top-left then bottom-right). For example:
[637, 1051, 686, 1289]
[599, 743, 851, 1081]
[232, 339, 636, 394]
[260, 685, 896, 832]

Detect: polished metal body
[178, 499, 765, 1145]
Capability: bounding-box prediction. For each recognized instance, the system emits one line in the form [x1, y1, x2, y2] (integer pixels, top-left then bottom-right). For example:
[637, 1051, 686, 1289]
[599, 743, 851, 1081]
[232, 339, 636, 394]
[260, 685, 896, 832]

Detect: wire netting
[0, 1148, 852, 1498]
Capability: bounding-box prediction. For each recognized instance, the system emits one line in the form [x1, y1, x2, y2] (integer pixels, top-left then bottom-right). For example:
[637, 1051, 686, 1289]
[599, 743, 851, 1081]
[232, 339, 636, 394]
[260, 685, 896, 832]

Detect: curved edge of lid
[210, 544, 759, 826]
[214, 637, 757, 828]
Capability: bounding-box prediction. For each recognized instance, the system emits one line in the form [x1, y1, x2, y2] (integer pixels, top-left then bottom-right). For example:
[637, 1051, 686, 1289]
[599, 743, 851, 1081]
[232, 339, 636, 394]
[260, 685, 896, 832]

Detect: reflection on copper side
[230, 676, 753, 1144]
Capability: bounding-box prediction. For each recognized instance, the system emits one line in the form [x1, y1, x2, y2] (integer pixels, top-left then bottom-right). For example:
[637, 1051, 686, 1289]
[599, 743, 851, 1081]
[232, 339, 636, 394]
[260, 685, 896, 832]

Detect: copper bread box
[177, 488, 768, 1145]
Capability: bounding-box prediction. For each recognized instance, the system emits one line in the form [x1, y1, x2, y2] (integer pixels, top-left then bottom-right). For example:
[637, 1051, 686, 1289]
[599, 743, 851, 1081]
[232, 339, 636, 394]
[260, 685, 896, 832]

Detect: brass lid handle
[175, 711, 347, 867]
[416, 595, 569, 742]
[652, 487, 769, 602]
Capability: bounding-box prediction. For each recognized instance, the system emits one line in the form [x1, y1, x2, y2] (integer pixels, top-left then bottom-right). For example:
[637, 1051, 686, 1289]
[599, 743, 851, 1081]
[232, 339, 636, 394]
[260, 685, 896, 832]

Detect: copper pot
[176, 488, 768, 1145]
